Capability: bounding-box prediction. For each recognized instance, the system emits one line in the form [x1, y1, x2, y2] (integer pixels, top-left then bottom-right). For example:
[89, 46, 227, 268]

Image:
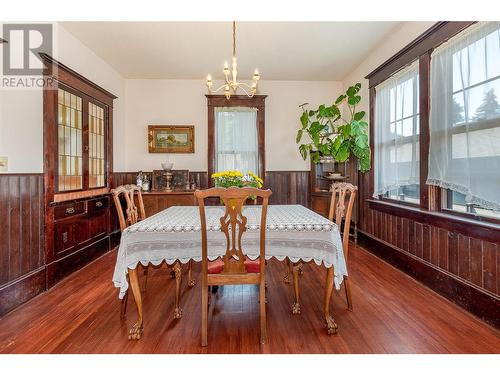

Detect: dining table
[112, 204, 348, 340]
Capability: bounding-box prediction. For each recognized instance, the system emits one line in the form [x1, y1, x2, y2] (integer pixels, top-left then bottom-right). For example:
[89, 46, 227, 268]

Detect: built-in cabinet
[42, 54, 116, 287]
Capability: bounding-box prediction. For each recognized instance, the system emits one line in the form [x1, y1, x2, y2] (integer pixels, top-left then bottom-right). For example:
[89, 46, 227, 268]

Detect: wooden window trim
[366, 22, 477, 215]
[206, 95, 267, 187]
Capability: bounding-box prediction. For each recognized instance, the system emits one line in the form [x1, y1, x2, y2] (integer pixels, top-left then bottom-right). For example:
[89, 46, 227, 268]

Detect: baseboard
[358, 231, 500, 329]
[0, 267, 47, 317]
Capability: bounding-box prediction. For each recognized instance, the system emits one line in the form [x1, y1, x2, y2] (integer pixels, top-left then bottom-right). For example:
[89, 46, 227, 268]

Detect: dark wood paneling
[265, 171, 310, 207]
[0, 174, 45, 316]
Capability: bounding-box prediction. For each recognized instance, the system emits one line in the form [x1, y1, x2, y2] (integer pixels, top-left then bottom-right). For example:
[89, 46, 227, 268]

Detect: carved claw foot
[291, 302, 301, 315]
[188, 279, 196, 287]
[173, 307, 183, 319]
[128, 322, 144, 340]
[325, 316, 338, 335]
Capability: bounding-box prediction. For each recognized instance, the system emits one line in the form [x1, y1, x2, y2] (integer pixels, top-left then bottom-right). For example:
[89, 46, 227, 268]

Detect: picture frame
[151, 169, 190, 191]
[148, 125, 195, 153]
[171, 170, 189, 189]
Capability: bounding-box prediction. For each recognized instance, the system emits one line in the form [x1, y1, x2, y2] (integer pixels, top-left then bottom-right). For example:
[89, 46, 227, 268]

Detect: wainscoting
[357, 172, 500, 328]
[0, 174, 45, 316]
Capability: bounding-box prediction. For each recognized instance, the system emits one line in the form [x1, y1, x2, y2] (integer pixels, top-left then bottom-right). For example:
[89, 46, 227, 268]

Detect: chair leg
[201, 282, 209, 347]
[188, 259, 196, 287]
[120, 289, 129, 319]
[344, 275, 353, 311]
[173, 262, 183, 319]
[141, 265, 148, 293]
[208, 286, 212, 306]
[259, 281, 267, 344]
[291, 262, 302, 315]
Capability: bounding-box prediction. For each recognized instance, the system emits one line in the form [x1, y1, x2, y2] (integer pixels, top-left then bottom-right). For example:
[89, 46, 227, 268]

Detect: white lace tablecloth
[112, 205, 347, 298]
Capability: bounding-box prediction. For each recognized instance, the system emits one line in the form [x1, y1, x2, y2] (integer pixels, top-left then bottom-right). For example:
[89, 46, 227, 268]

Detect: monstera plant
[296, 83, 371, 172]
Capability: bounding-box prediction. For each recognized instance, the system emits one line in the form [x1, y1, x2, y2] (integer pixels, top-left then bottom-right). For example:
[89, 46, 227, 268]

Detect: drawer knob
[65, 207, 75, 215]
[96, 201, 103, 208]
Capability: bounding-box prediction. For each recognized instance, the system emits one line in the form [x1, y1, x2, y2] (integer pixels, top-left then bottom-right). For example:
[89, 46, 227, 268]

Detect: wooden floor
[0, 244, 498, 354]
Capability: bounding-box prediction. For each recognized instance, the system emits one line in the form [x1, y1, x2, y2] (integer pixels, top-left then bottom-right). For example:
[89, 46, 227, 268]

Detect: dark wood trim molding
[368, 199, 500, 243]
[206, 95, 267, 186]
[40, 53, 117, 106]
[365, 21, 475, 88]
[358, 231, 500, 329]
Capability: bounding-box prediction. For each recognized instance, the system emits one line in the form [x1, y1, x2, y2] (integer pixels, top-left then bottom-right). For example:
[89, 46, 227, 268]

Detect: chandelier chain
[232, 21, 236, 57]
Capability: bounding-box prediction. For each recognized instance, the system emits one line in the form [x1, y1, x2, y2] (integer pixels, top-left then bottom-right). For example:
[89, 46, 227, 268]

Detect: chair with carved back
[328, 182, 357, 311]
[111, 184, 145, 318]
[111, 184, 194, 320]
[194, 187, 272, 346]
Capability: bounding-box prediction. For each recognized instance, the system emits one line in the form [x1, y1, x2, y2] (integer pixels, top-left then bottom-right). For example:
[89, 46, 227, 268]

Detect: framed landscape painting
[148, 125, 195, 153]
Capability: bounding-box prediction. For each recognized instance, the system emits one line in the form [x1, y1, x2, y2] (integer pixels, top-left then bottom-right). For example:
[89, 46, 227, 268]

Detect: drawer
[88, 197, 109, 214]
[54, 201, 85, 220]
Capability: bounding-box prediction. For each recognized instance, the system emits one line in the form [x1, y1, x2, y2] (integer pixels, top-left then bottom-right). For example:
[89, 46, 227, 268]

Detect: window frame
[206, 95, 267, 187]
[368, 22, 500, 224]
[376, 63, 421, 205]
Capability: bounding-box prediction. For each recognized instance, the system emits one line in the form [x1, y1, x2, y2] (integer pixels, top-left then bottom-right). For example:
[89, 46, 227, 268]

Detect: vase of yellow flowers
[211, 170, 264, 203]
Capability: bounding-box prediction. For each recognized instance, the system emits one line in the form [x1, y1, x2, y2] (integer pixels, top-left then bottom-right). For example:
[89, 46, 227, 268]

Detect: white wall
[0, 22, 126, 173]
[124, 79, 343, 172]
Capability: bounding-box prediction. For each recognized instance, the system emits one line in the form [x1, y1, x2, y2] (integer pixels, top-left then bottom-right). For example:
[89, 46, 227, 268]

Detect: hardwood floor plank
[0, 244, 498, 354]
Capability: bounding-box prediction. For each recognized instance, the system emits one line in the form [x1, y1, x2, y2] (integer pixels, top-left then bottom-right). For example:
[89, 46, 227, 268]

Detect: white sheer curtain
[373, 61, 420, 198]
[215, 107, 258, 174]
[428, 22, 500, 211]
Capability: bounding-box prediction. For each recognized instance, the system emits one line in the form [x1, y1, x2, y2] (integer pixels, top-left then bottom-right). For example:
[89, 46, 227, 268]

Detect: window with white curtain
[215, 107, 259, 174]
[428, 22, 500, 219]
[374, 61, 420, 203]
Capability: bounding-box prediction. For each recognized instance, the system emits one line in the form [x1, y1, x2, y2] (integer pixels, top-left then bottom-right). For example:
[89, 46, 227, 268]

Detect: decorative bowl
[161, 162, 173, 171]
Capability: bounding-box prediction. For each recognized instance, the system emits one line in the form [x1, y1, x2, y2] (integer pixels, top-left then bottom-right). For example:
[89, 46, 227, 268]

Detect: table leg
[283, 259, 292, 284]
[291, 262, 302, 315]
[324, 267, 338, 335]
[187, 259, 196, 287]
[173, 261, 183, 319]
[128, 267, 144, 340]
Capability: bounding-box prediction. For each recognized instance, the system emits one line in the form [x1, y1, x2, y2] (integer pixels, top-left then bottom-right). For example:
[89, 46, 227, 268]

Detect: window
[206, 95, 266, 186]
[374, 61, 420, 203]
[215, 107, 258, 174]
[428, 22, 500, 219]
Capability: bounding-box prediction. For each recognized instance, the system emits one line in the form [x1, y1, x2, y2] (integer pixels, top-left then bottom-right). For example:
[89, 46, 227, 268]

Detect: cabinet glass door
[57, 88, 83, 191]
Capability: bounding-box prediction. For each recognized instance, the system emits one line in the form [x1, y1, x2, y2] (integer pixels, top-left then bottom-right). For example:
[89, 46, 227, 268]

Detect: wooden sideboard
[141, 191, 197, 216]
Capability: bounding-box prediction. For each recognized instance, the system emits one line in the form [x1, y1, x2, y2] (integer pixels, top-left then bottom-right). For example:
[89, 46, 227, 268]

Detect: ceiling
[61, 22, 402, 81]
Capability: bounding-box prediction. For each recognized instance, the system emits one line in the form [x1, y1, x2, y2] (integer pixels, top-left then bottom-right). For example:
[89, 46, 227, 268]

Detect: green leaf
[341, 124, 351, 139]
[309, 121, 324, 135]
[355, 133, 368, 149]
[333, 135, 343, 151]
[300, 111, 309, 128]
[296, 129, 303, 144]
[335, 94, 346, 104]
[334, 141, 350, 162]
[359, 121, 368, 128]
[346, 86, 356, 97]
[299, 144, 307, 160]
[309, 110, 315, 117]
[311, 151, 321, 164]
[353, 111, 365, 121]
[347, 96, 356, 106]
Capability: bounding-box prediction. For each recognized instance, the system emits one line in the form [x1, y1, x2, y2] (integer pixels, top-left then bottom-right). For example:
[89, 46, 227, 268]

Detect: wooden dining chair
[111, 184, 193, 320]
[194, 187, 272, 346]
[328, 182, 357, 311]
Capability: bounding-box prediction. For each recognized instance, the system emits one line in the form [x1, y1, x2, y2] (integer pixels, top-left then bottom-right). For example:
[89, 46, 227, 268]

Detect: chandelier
[206, 21, 260, 99]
